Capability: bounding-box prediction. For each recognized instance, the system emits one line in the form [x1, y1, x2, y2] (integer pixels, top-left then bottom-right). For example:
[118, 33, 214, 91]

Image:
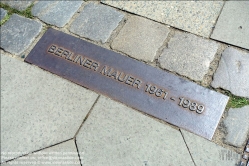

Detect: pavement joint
[180, 130, 197, 166]
[73, 95, 101, 138]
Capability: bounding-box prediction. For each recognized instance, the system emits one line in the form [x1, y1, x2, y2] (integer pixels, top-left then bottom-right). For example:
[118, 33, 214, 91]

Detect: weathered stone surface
[0, 14, 42, 56]
[2, 140, 80, 166]
[159, 31, 218, 81]
[212, 47, 249, 98]
[224, 106, 249, 147]
[1, 55, 98, 163]
[70, 2, 124, 43]
[1, 1, 34, 11]
[181, 130, 240, 166]
[0, 8, 7, 21]
[102, 1, 224, 37]
[32, 1, 83, 27]
[76, 96, 194, 166]
[211, 1, 249, 49]
[111, 16, 169, 62]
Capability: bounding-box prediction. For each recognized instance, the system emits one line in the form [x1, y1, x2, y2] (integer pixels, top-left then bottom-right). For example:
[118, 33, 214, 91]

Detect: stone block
[70, 2, 124, 43]
[0, 14, 42, 56]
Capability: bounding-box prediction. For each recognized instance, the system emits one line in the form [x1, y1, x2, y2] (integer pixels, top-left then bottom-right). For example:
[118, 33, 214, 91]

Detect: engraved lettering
[48, 45, 57, 53]
[61, 50, 70, 59]
[55, 48, 64, 56]
[75, 55, 85, 65]
[100, 66, 112, 75]
[109, 70, 119, 79]
[83, 59, 92, 68]
[132, 78, 142, 89]
[67, 53, 77, 61]
[117, 72, 128, 82]
[91, 62, 99, 71]
[125, 76, 134, 85]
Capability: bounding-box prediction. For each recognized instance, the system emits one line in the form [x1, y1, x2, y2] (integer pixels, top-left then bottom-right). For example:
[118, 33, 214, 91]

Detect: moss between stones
[0, 2, 34, 26]
[224, 91, 249, 109]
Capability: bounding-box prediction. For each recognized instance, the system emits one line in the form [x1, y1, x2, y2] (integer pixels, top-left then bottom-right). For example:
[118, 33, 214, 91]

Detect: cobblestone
[212, 47, 249, 98]
[102, 1, 224, 37]
[181, 129, 240, 166]
[159, 31, 218, 81]
[76, 96, 194, 166]
[1, 55, 98, 163]
[32, 1, 83, 27]
[111, 16, 169, 62]
[0, 8, 7, 21]
[224, 106, 249, 147]
[211, 1, 249, 49]
[70, 2, 124, 43]
[0, 14, 42, 56]
[1, 1, 34, 11]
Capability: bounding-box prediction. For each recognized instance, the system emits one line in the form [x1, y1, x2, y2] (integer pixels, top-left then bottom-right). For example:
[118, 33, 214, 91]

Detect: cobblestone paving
[1, 1, 248, 166]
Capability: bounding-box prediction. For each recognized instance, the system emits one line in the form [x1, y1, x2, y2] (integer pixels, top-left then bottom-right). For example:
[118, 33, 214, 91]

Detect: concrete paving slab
[211, 1, 249, 49]
[0, 8, 7, 21]
[211, 47, 249, 98]
[1, 54, 99, 163]
[159, 31, 218, 81]
[181, 130, 240, 166]
[102, 1, 224, 37]
[76, 96, 194, 166]
[224, 106, 249, 147]
[70, 2, 124, 43]
[2, 140, 80, 166]
[0, 14, 42, 56]
[1, 1, 34, 11]
[32, 1, 83, 27]
[111, 15, 169, 62]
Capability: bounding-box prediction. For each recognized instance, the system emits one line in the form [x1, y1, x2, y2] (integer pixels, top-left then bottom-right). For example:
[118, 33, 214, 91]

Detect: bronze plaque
[25, 28, 229, 140]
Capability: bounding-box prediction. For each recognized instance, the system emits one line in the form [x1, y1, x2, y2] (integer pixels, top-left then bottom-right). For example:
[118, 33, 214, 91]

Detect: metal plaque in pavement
[25, 28, 229, 140]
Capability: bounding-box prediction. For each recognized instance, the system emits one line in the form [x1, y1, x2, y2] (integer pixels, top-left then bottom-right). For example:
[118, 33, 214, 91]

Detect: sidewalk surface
[1, 1, 249, 166]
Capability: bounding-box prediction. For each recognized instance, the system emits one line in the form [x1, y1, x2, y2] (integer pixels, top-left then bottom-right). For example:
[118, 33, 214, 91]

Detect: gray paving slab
[211, 1, 249, 49]
[102, 1, 224, 38]
[159, 31, 218, 81]
[181, 130, 240, 166]
[70, 2, 124, 43]
[76, 96, 194, 166]
[32, 1, 83, 27]
[111, 15, 169, 62]
[1, 1, 34, 11]
[211, 47, 249, 98]
[0, 8, 7, 21]
[2, 140, 80, 166]
[0, 14, 42, 56]
[1, 54, 99, 163]
[224, 106, 249, 147]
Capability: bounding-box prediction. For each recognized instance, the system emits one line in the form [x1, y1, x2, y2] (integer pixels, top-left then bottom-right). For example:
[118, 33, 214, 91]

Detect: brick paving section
[111, 15, 169, 62]
[159, 31, 218, 81]
[0, 8, 7, 21]
[0, 14, 42, 56]
[224, 106, 249, 147]
[32, 1, 83, 27]
[212, 47, 249, 98]
[70, 2, 124, 43]
[1, 1, 35, 11]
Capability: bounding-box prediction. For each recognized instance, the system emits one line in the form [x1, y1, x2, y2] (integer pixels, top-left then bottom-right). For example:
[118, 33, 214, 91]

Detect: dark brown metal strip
[25, 28, 229, 140]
